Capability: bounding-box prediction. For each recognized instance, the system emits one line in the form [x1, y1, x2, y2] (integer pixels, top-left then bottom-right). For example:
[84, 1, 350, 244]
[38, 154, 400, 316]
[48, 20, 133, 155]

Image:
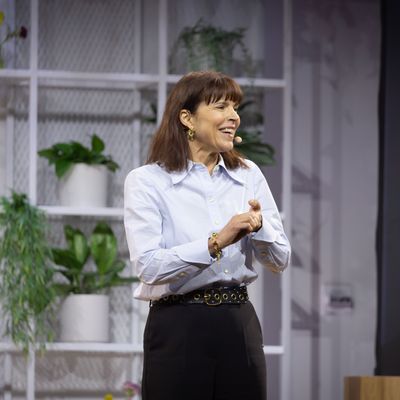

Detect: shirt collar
[217, 156, 245, 185]
[170, 156, 245, 185]
[170, 161, 195, 185]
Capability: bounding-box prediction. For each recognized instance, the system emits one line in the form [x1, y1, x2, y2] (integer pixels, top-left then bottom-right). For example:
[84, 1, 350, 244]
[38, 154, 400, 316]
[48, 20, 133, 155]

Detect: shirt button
[209, 197, 215, 203]
[179, 272, 186, 277]
[214, 220, 220, 225]
[224, 269, 229, 274]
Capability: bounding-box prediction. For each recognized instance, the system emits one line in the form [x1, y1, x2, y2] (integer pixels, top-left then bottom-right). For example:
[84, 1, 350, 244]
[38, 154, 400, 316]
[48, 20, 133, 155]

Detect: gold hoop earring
[187, 128, 195, 141]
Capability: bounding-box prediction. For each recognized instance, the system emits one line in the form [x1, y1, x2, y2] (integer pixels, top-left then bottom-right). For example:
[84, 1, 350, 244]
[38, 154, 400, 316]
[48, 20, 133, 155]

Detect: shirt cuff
[172, 237, 212, 266]
[251, 218, 278, 243]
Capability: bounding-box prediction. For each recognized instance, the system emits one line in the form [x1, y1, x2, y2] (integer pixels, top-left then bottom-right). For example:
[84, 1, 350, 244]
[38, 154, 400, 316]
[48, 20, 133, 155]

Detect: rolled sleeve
[173, 237, 214, 265]
[124, 169, 211, 286]
[248, 163, 291, 273]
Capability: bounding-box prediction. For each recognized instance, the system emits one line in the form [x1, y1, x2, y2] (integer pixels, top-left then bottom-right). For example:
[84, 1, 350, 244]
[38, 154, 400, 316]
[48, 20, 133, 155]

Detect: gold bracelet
[210, 232, 222, 262]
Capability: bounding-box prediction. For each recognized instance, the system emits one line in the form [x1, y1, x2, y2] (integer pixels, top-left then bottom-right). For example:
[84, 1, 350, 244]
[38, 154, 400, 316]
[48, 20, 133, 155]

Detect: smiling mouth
[219, 128, 235, 138]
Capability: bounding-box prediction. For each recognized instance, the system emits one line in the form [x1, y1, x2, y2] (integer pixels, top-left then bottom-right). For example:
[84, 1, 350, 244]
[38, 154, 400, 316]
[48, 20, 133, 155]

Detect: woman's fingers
[248, 199, 261, 211]
[219, 209, 263, 247]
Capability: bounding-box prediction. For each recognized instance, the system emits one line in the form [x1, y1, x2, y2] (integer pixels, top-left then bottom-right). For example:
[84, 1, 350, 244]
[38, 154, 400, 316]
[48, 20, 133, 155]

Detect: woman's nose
[228, 107, 240, 121]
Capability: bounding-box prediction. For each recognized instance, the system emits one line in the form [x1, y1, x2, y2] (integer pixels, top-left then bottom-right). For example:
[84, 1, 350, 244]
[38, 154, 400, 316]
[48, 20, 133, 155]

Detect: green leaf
[52, 283, 76, 296]
[69, 142, 90, 162]
[55, 159, 72, 178]
[37, 148, 57, 163]
[51, 249, 81, 271]
[91, 134, 105, 154]
[90, 222, 117, 275]
[64, 225, 89, 266]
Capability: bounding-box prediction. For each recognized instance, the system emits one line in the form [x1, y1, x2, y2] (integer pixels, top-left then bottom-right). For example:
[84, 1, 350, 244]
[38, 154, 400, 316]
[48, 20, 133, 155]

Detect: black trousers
[142, 301, 266, 400]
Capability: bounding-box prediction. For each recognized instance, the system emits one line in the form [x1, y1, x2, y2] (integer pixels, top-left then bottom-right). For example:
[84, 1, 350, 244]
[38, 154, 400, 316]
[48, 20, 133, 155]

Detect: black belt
[150, 286, 249, 307]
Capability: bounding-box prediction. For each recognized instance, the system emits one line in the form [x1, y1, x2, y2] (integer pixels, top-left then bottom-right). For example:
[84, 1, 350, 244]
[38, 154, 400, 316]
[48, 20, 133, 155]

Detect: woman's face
[187, 98, 241, 155]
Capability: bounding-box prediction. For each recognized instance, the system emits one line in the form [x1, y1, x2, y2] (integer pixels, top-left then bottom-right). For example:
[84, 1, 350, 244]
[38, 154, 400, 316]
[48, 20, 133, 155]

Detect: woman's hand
[216, 199, 263, 248]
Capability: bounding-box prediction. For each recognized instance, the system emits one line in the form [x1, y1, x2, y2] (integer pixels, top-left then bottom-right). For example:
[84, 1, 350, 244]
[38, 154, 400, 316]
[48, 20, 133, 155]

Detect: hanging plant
[0, 192, 55, 353]
[171, 18, 254, 75]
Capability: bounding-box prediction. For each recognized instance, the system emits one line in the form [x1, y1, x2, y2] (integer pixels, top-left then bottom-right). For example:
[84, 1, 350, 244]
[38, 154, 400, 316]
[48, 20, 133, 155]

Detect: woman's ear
[179, 109, 193, 130]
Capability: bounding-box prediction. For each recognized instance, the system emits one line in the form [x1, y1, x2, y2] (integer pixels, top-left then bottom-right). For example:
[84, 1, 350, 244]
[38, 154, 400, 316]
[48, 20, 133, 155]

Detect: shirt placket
[206, 167, 230, 276]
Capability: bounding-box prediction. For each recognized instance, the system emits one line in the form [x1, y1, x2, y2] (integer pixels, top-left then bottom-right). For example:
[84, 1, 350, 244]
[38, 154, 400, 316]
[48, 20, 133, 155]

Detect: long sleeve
[124, 169, 211, 286]
[249, 165, 291, 273]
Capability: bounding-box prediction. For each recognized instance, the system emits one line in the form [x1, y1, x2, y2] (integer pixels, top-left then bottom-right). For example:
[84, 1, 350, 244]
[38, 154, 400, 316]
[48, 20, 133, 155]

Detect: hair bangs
[201, 75, 243, 106]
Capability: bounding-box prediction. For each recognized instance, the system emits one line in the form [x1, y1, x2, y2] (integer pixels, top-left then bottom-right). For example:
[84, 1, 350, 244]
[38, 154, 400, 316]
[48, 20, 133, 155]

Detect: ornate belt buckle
[204, 288, 222, 306]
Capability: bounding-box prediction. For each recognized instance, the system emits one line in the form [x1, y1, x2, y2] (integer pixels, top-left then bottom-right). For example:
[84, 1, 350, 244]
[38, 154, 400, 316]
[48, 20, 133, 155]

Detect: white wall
[291, 1, 380, 399]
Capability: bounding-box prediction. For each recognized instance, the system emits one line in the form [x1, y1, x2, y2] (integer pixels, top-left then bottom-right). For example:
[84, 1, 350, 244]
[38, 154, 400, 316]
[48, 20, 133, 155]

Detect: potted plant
[51, 222, 138, 342]
[170, 18, 253, 75]
[0, 192, 56, 353]
[235, 100, 276, 166]
[38, 134, 120, 208]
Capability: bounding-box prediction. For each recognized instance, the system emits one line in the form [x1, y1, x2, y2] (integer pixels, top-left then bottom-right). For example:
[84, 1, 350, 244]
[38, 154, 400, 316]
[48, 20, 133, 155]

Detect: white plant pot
[60, 294, 110, 342]
[58, 163, 108, 207]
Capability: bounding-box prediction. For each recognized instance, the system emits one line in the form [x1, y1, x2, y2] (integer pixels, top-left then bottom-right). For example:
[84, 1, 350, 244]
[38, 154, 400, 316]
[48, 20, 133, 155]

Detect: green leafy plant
[0, 192, 55, 353]
[235, 100, 275, 166]
[52, 222, 138, 295]
[38, 134, 120, 178]
[236, 130, 275, 166]
[171, 18, 253, 75]
[0, 11, 28, 68]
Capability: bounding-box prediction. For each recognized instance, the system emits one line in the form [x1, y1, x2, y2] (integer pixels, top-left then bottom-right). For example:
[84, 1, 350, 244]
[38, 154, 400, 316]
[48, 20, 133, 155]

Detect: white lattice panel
[35, 86, 156, 207]
[11, 86, 30, 194]
[0, 353, 5, 390]
[38, 0, 138, 73]
[14, 0, 30, 69]
[9, 352, 143, 394]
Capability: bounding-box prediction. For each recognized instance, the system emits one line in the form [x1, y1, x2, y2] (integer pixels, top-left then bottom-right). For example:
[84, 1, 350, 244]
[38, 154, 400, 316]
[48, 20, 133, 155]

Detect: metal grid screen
[38, 0, 138, 73]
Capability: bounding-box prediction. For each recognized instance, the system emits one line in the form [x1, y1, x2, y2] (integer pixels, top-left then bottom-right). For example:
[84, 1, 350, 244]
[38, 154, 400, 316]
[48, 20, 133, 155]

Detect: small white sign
[321, 284, 354, 315]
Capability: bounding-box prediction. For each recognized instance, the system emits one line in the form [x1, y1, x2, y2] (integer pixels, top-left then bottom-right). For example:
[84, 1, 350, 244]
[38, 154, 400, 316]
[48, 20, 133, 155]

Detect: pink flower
[122, 380, 141, 398]
[19, 26, 28, 39]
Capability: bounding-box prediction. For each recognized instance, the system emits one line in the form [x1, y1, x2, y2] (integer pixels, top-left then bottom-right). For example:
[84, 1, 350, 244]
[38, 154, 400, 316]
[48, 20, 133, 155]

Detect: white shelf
[0, 69, 31, 81]
[0, 69, 30, 90]
[0, 342, 142, 354]
[39, 205, 124, 218]
[0, 70, 286, 90]
[0, 342, 282, 355]
[37, 70, 159, 90]
[166, 73, 286, 88]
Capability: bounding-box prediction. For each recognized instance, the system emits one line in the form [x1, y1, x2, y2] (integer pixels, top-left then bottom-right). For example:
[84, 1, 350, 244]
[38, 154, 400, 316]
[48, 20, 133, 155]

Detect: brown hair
[147, 71, 248, 171]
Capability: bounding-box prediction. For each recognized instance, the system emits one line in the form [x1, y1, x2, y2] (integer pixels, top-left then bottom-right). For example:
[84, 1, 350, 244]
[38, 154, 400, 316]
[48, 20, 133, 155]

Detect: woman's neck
[190, 147, 219, 174]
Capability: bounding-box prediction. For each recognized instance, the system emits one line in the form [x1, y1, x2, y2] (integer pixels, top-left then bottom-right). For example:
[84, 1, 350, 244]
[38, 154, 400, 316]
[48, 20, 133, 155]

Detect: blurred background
[0, 0, 382, 399]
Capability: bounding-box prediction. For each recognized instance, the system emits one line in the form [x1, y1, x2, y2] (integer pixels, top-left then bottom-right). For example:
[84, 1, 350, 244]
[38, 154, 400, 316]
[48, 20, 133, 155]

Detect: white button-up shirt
[124, 157, 291, 300]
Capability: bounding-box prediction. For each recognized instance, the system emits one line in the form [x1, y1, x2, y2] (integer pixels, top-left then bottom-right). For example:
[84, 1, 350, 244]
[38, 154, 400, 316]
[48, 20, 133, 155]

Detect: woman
[124, 71, 290, 400]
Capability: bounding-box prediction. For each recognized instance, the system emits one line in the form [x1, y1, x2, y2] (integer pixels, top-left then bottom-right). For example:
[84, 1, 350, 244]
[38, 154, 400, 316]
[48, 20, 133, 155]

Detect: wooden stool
[344, 376, 400, 400]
